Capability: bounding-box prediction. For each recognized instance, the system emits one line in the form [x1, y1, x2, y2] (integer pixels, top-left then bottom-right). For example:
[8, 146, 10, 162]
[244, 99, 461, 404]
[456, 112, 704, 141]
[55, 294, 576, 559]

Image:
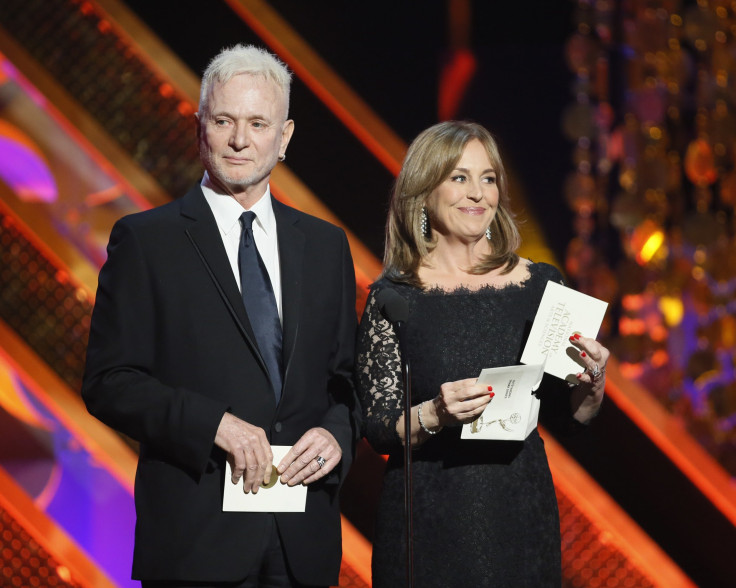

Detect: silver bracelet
[417, 401, 441, 435]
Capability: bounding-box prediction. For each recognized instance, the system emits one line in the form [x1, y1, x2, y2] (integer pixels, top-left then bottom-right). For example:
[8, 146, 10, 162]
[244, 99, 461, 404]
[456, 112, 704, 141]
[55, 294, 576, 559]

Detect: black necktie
[239, 211, 283, 403]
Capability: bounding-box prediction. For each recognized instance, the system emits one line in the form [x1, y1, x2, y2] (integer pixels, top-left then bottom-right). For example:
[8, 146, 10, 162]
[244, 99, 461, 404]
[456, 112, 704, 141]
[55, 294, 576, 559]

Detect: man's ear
[280, 119, 295, 154]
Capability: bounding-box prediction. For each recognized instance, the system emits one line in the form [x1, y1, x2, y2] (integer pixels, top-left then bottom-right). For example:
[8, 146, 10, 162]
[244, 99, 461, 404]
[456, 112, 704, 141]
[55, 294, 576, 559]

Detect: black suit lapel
[179, 186, 269, 376]
[273, 198, 304, 388]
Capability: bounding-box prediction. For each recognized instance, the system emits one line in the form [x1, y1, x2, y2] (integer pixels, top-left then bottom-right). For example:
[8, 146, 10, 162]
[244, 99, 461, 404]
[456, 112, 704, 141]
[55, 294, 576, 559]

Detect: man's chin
[208, 171, 268, 194]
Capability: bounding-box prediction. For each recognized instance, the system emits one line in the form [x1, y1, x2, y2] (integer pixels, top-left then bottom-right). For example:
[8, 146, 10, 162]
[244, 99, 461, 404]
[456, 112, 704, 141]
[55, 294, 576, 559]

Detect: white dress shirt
[201, 178, 283, 321]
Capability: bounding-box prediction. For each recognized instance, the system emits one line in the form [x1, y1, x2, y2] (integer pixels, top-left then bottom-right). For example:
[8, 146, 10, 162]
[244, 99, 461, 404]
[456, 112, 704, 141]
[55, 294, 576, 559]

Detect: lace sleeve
[355, 287, 404, 454]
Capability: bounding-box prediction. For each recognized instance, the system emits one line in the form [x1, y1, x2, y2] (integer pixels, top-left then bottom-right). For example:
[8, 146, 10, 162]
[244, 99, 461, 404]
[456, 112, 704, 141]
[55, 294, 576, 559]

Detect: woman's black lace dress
[356, 262, 574, 588]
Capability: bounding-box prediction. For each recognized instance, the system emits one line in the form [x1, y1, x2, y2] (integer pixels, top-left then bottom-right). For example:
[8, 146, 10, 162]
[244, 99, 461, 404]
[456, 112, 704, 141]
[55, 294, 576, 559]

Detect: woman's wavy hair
[383, 120, 521, 287]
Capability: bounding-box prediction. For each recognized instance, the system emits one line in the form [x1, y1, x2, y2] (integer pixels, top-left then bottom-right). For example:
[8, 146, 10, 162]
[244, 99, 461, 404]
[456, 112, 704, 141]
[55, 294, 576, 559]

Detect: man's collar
[200, 177, 275, 236]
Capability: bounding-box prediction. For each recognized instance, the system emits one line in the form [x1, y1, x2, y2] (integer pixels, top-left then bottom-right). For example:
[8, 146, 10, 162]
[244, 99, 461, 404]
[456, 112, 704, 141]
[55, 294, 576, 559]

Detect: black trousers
[141, 516, 328, 588]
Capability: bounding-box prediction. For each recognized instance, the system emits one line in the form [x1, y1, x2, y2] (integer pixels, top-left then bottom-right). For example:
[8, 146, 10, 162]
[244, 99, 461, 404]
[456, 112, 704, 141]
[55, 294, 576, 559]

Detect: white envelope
[461, 363, 545, 441]
[222, 445, 307, 512]
[520, 280, 608, 384]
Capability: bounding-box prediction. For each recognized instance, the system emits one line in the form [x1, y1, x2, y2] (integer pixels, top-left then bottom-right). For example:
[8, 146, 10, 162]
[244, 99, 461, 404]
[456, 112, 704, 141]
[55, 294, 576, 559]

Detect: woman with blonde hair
[356, 120, 609, 587]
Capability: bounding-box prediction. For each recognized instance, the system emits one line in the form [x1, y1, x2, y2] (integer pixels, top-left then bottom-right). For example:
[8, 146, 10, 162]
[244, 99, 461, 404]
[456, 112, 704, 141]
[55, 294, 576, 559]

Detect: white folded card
[461, 363, 546, 441]
[223, 445, 307, 512]
[520, 280, 608, 384]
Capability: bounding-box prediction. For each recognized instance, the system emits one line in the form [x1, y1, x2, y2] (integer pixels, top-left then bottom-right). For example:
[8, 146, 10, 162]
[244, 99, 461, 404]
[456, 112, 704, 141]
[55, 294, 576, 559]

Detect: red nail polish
[581, 351, 587, 357]
[487, 385, 493, 392]
[489, 392, 495, 398]
[576, 373, 582, 379]
[574, 333, 581, 340]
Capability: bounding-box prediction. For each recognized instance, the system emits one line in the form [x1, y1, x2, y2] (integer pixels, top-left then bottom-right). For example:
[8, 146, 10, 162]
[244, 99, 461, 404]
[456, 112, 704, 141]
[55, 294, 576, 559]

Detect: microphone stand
[397, 322, 414, 588]
[376, 288, 413, 587]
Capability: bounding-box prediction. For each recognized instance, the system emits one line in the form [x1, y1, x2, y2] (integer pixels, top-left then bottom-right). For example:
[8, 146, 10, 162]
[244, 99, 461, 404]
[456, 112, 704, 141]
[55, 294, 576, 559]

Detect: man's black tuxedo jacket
[82, 186, 360, 585]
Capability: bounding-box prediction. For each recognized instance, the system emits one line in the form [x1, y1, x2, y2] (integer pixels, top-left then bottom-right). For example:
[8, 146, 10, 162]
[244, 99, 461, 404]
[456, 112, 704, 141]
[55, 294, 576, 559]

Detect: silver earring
[486, 226, 492, 240]
[421, 207, 429, 237]
[278, 154, 286, 162]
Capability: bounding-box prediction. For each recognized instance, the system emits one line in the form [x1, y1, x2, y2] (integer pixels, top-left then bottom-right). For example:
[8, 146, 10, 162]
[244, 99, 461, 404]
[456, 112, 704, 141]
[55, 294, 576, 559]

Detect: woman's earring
[486, 226, 492, 240]
[421, 207, 429, 237]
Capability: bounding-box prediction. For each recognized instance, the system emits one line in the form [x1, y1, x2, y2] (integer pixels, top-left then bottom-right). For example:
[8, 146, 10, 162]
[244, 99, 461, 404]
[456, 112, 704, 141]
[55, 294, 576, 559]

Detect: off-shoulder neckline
[416, 260, 552, 296]
[376, 261, 562, 298]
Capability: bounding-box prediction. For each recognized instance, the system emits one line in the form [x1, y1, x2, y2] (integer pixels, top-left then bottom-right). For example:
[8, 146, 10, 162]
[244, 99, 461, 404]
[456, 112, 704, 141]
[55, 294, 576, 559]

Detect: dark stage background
[2, 1, 736, 586]
[121, 0, 576, 261]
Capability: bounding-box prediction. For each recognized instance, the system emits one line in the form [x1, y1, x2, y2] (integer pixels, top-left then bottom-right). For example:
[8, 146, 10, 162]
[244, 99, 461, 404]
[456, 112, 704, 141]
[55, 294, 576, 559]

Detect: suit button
[274, 422, 282, 433]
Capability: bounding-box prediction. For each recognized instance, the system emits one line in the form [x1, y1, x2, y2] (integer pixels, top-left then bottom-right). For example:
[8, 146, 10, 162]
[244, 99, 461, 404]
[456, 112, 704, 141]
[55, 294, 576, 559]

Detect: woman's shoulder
[370, 276, 417, 294]
[370, 276, 393, 291]
[362, 277, 418, 315]
[526, 259, 565, 285]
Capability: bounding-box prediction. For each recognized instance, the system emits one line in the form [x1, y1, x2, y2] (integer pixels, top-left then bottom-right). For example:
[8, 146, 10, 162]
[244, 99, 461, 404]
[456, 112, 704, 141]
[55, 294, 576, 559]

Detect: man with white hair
[83, 44, 359, 587]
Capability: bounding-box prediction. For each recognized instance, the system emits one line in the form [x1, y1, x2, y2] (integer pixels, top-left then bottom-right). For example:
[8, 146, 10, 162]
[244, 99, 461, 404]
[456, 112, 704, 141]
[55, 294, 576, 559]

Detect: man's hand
[214, 412, 272, 494]
[277, 427, 341, 486]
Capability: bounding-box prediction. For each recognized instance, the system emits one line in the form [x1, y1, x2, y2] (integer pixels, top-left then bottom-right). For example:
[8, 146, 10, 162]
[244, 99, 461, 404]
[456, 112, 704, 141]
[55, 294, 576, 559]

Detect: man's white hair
[199, 44, 292, 118]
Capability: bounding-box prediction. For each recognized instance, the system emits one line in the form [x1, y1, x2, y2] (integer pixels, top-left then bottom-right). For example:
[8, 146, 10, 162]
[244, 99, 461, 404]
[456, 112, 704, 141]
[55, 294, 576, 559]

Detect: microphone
[376, 287, 409, 355]
[375, 286, 414, 587]
[376, 287, 409, 325]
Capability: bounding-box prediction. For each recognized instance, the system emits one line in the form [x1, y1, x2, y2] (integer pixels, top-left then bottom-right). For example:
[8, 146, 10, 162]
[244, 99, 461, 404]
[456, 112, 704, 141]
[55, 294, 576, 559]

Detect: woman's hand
[568, 333, 610, 423]
[426, 378, 494, 427]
